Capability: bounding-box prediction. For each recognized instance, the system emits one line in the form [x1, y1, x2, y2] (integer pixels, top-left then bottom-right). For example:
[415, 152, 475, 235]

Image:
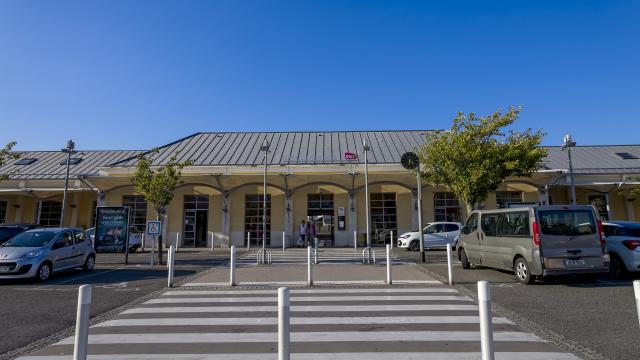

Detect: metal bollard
[353, 230, 357, 250]
[278, 287, 290, 360]
[247, 232, 251, 251]
[230, 245, 236, 287]
[307, 246, 313, 286]
[211, 233, 215, 251]
[372, 249, 376, 264]
[141, 233, 145, 253]
[634, 280, 640, 328]
[73, 285, 92, 360]
[282, 231, 286, 251]
[390, 230, 394, 249]
[175, 233, 179, 253]
[447, 243, 453, 285]
[478, 281, 495, 360]
[386, 244, 392, 285]
[167, 245, 175, 287]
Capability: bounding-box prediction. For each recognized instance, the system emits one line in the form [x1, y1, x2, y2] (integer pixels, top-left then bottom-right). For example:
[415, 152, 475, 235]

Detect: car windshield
[2, 231, 56, 247]
[538, 210, 596, 236]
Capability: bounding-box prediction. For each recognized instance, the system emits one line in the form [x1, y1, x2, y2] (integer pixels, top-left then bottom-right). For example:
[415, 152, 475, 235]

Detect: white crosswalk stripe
[18, 284, 579, 360]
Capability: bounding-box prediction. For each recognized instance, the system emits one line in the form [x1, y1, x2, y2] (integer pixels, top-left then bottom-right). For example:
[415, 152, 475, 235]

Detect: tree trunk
[156, 210, 165, 266]
[465, 203, 475, 219]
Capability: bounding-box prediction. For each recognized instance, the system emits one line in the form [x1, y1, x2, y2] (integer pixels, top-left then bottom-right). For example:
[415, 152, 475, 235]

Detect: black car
[0, 226, 27, 245]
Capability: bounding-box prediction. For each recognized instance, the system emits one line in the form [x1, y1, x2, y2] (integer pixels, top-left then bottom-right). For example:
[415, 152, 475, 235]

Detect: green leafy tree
[131, 149, 192, 265]
[0, 142, 19, 180]
[619, 176, 640, 200]
[418, 107, 547, 215]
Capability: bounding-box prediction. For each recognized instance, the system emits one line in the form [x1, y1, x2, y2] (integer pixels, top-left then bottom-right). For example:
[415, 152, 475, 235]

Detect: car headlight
[23, 250, 44, 258]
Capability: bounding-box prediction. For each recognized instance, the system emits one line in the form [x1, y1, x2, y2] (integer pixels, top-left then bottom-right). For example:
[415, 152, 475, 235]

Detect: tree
[131, 149, 192, 265]
[0, 141, 19, 180]
[418, 106, 547, 215]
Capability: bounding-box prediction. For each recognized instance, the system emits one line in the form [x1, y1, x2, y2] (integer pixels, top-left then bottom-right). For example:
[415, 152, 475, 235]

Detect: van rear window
[538, 210, 596, 236]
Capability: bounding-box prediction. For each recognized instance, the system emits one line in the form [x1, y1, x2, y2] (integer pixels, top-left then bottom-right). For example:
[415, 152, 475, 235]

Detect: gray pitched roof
[0, 150, 142, 180]
[111, 131, 433, 167]
[543, 145, 640, 174]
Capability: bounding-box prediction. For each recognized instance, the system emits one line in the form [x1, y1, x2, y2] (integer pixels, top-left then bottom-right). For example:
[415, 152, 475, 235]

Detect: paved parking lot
[396, 248, 640, 360]
[0, 249, 237, 359]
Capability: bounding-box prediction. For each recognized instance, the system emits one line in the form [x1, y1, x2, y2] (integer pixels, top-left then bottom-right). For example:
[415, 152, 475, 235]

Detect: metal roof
[0, 150, 142, 180]
[111, 131, 433, 167]
[543, 145, 640, 174]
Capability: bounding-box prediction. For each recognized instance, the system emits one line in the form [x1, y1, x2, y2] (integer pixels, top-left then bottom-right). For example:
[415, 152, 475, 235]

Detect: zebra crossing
[238, 248, 412, 265]
[18, 285, 578, 359]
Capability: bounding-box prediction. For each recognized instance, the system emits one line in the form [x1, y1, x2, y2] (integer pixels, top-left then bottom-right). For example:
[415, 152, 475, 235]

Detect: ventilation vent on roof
[614, 152, 639, 160]
[60, 158, 83, 165]
[14, 158, 37, 165]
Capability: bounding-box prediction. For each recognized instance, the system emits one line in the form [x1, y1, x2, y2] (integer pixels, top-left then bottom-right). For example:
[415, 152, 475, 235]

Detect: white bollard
[447, 243, 454, 285]
[283, 231, 286, 251]
[478, 281, 495, 360]
[230, 245, 236, 287]
[166, 242, 172, 269]
[167, 245, 175, 287]
[73, 285, 92, 360]
[247, 232, 251, 251]
[175, 233, 180, 253]
[386, 244, 392, 285]
[307, 246, 313, 286]
[353, 230, 357, 250]
[278, 287, 290, 360]
[634, 280, 640, 328]
[390, 230, 394, 249]
[141, 233, 145, 252]
[211, 233, 215, 251]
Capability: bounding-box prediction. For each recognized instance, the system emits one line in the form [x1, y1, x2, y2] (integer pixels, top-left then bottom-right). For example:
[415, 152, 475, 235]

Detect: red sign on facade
[344, 152, 358, 160]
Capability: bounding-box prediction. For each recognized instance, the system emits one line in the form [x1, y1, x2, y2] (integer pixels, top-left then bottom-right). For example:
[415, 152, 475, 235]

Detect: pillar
[222, 191, 231, 247]
[625, 192, 636, 221]
[284, 191, 293, 246]
[70, 193, 79, 227]
[14, 196, 24, 223]
[348, 191, 357, 237]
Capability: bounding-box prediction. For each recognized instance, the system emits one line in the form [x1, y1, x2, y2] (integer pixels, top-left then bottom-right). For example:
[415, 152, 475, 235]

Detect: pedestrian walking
[297, 220, 306, 248]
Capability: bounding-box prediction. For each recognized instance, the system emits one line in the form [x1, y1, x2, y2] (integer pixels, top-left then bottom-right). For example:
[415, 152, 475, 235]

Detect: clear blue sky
[1, 0, 638, 151]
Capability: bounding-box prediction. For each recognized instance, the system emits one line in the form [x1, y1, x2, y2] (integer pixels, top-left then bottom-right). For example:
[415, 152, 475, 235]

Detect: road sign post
[146, 221, 161, 267]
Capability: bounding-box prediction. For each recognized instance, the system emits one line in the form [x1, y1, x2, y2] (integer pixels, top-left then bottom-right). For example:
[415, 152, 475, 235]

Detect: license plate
[0, 266, 12, 272]
[565, 259, 586, 266]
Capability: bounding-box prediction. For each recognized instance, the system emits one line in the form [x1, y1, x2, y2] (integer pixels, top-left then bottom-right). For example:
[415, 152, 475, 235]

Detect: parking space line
[36, 267, 127, 288]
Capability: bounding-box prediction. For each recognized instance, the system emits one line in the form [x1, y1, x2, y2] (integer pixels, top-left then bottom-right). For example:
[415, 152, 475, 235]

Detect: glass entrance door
[183, 195, 209, 248]
[307, 194, 334, 247]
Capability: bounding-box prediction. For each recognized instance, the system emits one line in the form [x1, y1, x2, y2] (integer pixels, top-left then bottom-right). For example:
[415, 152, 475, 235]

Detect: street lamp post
[562, 134, 577, 205]
[363, 139, 371, 251]
[60, 139, 76, 227]
[416, 161, 425, 263]
[261, 139, 270, 251]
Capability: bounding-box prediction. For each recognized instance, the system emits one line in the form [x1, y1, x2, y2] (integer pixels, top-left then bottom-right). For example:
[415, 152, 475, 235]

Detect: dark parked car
[0, 226, 28, 246]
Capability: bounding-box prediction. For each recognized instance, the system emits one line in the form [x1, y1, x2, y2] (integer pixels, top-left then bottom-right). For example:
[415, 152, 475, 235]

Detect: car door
[50, 231, 75, 271]
[72, 230, 89, 267]
[423, 224, 447, 248]
[480, 213, 503, 268]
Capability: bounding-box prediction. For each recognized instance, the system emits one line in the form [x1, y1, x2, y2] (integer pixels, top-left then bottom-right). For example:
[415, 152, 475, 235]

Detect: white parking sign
[146, 221, 161, 236]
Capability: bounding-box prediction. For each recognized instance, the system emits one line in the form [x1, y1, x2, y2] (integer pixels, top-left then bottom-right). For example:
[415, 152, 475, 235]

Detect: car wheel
[460, 249, 470, 269]
[409, 240, 419, 252]
[608, 253, 627, 279]
[83, 255, 96, 271]
[514, 258, 534, 284]
[37, 263, 51, 282]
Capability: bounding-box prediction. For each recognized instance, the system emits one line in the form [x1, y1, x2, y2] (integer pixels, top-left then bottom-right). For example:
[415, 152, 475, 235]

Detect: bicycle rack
[362, 247, 376, 264]
[256, 248, 272, 265]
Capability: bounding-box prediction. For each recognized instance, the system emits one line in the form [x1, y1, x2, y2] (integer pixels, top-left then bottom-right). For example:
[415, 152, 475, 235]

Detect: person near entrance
[306, 219, 317, 247]
[298, 220, 307, 248]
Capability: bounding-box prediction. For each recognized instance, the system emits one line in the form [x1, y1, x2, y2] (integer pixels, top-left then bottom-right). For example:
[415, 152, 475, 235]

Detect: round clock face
[401, 152, 419, 170]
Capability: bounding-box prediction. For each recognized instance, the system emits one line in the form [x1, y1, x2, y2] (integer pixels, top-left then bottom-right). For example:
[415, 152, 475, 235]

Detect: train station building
[1, 131, 639, 248]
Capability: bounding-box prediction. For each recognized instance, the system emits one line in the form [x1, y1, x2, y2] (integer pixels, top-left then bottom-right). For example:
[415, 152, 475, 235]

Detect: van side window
[463, 214, 478, 234]
[481, 214, 500, 237]
[500, 211, 530, 237]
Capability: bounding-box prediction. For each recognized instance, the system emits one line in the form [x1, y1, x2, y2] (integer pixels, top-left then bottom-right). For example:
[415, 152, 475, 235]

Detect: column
[70, 193, 79, 227]
[625, 192, 636, 221]
[222, 191, 231, 247]
[97, 191, 106, 207]
[538, 186, 549, 206]
[14, 196, 24, 223]
[604, 192, 613, 220]
[284, 191, 293, 246]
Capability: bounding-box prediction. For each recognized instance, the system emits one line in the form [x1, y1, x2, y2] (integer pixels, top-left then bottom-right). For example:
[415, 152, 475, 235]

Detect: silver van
[457, 205, 609, 284]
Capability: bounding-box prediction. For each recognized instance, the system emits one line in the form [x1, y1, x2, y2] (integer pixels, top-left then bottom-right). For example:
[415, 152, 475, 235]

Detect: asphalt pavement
[395, 248, 640, 360]
[0, 249, 238, 359]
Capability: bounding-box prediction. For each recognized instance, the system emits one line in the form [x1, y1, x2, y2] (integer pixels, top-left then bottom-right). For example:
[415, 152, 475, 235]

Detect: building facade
[1, 131, 639, 248]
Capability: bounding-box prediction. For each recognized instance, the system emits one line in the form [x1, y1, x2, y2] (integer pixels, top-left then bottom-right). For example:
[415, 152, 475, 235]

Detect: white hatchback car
[603, 221, 640, 278]
[397, 222, 462, 251]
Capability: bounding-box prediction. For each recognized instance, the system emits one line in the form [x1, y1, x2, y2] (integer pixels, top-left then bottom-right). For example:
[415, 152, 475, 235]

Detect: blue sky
[0, 0, 638, 151]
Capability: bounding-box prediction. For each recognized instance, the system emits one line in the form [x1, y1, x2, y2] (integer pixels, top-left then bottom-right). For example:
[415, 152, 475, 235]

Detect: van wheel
[514, 258, 534, 284]
[36, 263, 52, 282]
[608, 253, 627, 279]
[460, 249, 470, 269]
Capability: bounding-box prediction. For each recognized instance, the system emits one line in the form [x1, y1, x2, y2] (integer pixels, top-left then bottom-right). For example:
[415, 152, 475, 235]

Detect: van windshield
[538, 210, 596, 236]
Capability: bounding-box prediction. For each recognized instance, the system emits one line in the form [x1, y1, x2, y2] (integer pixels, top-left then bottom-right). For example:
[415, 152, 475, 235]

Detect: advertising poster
[95, 206, 130, 253]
